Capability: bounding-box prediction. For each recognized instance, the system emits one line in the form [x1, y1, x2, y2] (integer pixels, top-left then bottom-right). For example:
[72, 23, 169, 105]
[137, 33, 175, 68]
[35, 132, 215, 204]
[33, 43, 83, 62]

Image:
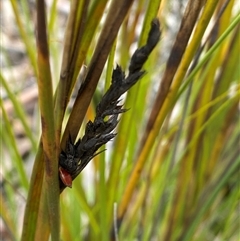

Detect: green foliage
[1, 0, 239, 240]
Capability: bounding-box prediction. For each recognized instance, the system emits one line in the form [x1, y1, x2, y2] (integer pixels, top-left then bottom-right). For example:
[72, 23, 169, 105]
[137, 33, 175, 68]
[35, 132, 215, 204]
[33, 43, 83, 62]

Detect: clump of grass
[1, 0, 239, 241]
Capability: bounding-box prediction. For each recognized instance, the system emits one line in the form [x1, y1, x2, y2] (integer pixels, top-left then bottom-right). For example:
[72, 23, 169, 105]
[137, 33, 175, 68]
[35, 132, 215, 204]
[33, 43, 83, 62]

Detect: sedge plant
[1, 0, 239, 240]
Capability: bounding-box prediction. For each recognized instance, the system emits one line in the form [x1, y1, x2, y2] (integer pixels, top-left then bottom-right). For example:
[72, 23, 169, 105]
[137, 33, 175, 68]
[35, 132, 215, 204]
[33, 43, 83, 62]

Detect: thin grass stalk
[211, 25, 240, 106]
[19, 0, 33, 32]
[47, 0, 60, 84]
[221, 182, 240, 239]
[117, 20, 131, 70]
[21, 145, 45, 241]
[208, 100, 239, 177]
[54, 0, 89, 148]
[0, 99, 29, 189]
[70, 0, 109, 88]
[105, 39, 117, 92]
[66, 0, 89, 93]
[0, 194, 17, 240]
[36, 0, 59, 239]
[0, 74, 37, 151]
[72, 183, 100, 234]
[34, 184, 50, 241]
[148, 148, 177, 239]
[9, 0, 37, 76]
[61, 202, 76, 240]
[59, 0, 89, 79]
[98, 150, 107, 240]
[48, 0, 58, 32]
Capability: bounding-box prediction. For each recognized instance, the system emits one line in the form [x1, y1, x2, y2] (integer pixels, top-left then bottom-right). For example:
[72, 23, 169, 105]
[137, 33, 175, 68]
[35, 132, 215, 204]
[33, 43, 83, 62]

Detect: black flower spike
[59, 18, 161, 188]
